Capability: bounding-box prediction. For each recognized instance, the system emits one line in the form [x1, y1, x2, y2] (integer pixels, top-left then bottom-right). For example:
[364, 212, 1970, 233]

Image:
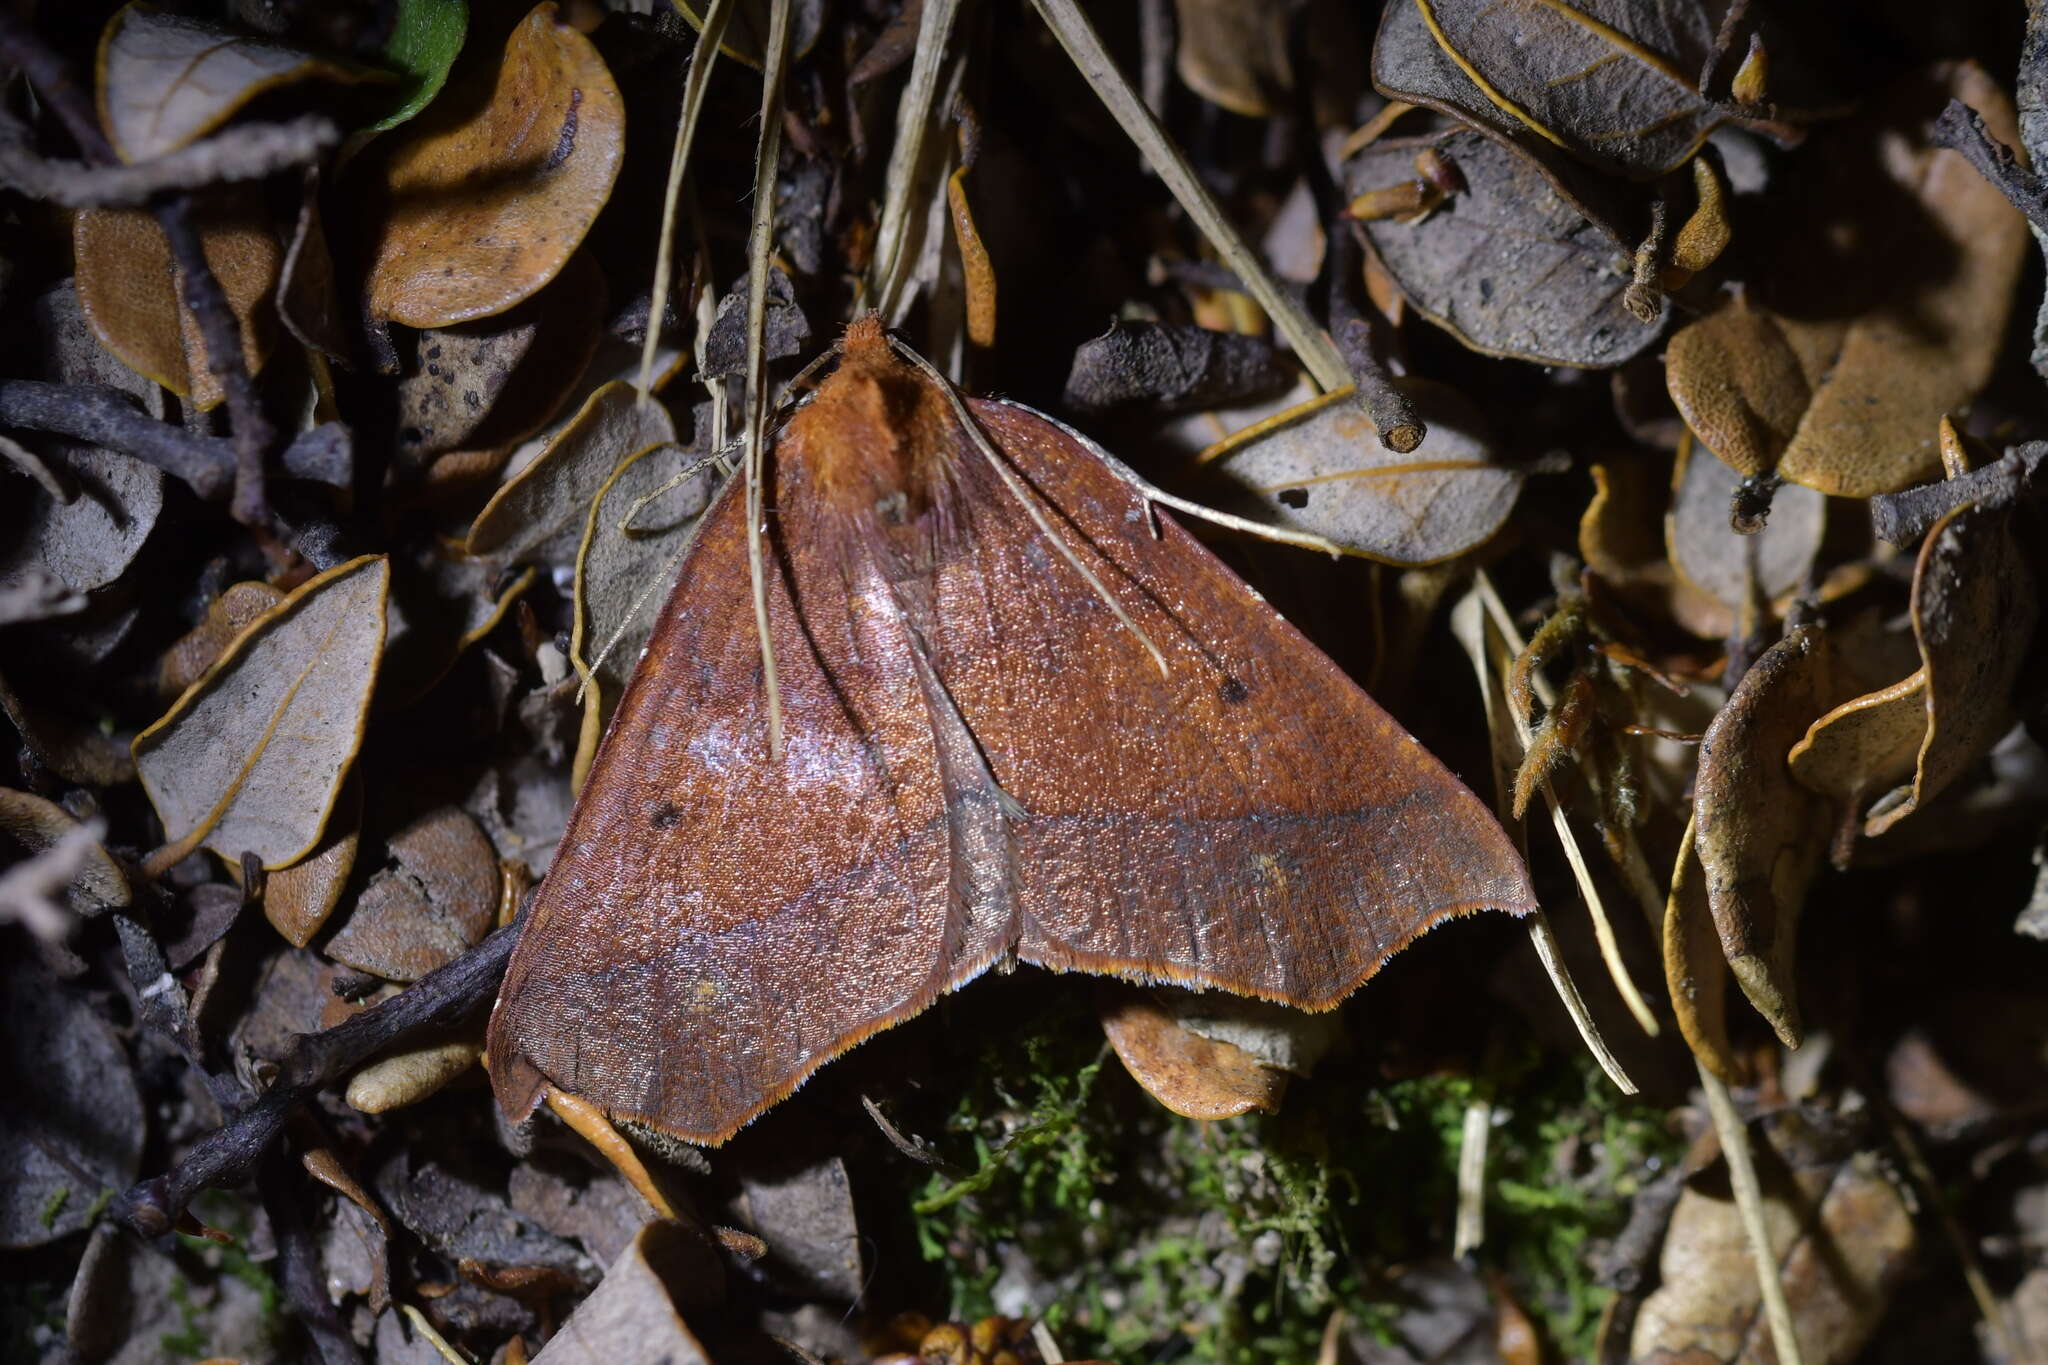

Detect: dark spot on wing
[650, 801, 681, 829]
[1218, 676, 1250, 705]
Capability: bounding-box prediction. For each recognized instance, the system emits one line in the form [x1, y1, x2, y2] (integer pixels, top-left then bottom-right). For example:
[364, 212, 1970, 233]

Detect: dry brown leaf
[74, 190, 281, 410]
[364, 4, 624, 328]
[394, 249, 607, 476]
[528, 1221, 715, 1365]
[1665, 435, 1824, 630]
[1664, 813, 1739, 1082]
[158, 581, 285, 698]
[467, 381, 679, 566]
[346, 1032, 485, 1113]
[1349, 127, 1663, 368]
[1787, 670, 1927, 832]
[1662, 300, 1818, 478]
[1398, 0, 1725, 179]
[1868, 499, 2037, 835]
[263, 769, 361, 947]
[133, 555, 388, 870]
[327, 806, 499, 982]
[1200, 379, 1522, 564]
[0, 787, 130, 915]
[1631, 1137, 1915, 1363]
[1098, 985, 1288, 1120]
[95, 3, 373, 162]
[1693, 625, 1845, 1048]
[1172, 0, 1291, 118]
[1663, 64, 2027, 496]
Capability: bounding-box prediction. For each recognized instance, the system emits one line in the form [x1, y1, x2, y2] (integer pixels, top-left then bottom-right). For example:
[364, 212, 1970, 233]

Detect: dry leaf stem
[1029, 0, 1354, 398]
[742, 0, 796, 759]
[871, 0, 965, 320]
[113, 923, 519, 1239]
[1449, 590, 1640, 1095]
[637, 0, 735, 403]
[1699, 1066, 1808, 1365]
[1474, 573, 1663, 1038]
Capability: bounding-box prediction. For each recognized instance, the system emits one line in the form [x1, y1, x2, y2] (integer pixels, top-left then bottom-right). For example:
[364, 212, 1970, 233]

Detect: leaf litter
[6, 2, 2048, 1363]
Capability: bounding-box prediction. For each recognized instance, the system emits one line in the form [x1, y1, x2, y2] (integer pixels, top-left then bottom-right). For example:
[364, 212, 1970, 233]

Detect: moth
[488, 318, 1535, 1143]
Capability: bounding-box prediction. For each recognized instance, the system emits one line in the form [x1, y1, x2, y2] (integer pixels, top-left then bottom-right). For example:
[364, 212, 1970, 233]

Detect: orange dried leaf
[1099, 987, 1289, 1120]
[364, 3, 624, 328]
[74, 192, 282, 410]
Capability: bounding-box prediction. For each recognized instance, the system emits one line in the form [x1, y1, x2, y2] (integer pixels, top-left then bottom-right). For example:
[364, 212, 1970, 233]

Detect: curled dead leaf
[0, 787, 130, 915]
[1097, 984, 1288, 1120]
[365, 3, 624, 327]
[133, 555, 388, 871]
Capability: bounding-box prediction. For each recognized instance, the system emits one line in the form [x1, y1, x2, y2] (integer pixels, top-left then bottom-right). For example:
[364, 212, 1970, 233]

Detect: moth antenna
[740, 0, 797, 760]
[887, 336, 1172, 681]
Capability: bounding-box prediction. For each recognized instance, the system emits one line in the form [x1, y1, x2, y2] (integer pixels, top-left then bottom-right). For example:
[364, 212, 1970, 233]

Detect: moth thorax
[800, 351, 958, 524]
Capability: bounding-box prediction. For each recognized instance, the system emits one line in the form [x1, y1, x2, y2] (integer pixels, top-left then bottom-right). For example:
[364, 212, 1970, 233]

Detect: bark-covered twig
[0, 109, 338, 207]
[0, 379, 352, 498]
[114, 924, 520, 1238]
[1869, 442, 2047, 545]
[0, 14, 281, 526]
[1931, 98, 2048, 236]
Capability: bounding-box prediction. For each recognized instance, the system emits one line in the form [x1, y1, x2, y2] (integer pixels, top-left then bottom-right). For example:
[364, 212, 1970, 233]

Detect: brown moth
[488, 319, 1536, 1144]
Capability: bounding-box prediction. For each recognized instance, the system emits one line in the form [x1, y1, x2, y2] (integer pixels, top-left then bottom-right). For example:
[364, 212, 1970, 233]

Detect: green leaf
[370, 0, 467, 133]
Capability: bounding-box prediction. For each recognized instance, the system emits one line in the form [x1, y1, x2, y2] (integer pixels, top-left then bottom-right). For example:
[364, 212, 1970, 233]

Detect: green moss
[899, 1005, 1679, 1364]
[38, 1186, 68, 1230]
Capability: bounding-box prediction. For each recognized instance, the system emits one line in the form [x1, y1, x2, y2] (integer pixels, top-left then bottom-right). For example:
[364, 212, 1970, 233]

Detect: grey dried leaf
[572, 440, 718, 740]
[327, 807, 499, 982]
[0, 958, 143, 1248]
[1203, 378, 1522, 564]
[97, 6, 369, 162]
[1350, 128, 1663, 368]
[529, 1221, 716, 1364]
[729, 1157, 865, 1302]
[133, 554, 388, 870]
[702, 267, 811, 379]
[1061, 319, 1293, 417]
[1396, 0, 1726, 178]
[1666, 437, 1824, 610]
[467, 383, 677, 568]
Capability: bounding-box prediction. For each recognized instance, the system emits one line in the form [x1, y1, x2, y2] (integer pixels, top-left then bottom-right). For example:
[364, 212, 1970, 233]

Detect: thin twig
[1030, 0, 1351, 396]
[637, 0, 735, 403]
[114, 925, 519, 1238]
[742, 0, 795, 759]
[1699, 1068, 1806, 1365]
[0, 380, 351, 499]
[0, 110, 338, 207]
[1932, 98, 2048, 236]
